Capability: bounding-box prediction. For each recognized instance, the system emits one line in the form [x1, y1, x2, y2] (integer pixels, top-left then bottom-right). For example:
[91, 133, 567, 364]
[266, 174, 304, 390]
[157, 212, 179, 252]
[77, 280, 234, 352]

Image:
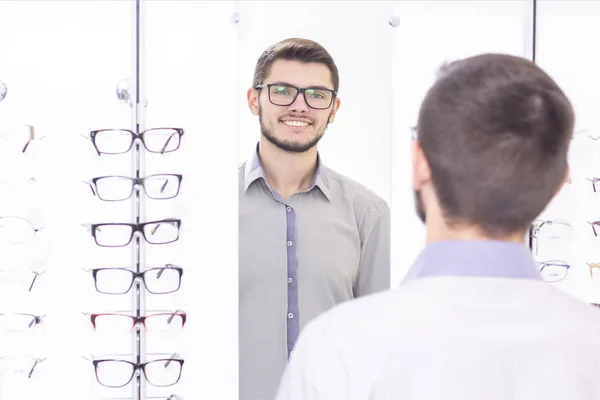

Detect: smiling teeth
[283, 120, 309, 127]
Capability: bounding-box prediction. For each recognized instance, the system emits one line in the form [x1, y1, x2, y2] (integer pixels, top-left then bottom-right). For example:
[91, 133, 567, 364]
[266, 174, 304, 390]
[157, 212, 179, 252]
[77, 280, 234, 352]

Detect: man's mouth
[281, 119, 312, 127]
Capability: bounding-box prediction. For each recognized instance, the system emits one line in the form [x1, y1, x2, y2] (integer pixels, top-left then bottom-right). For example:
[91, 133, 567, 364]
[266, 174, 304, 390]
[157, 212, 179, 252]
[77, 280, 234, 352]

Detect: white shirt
[274, 240, 600, 400]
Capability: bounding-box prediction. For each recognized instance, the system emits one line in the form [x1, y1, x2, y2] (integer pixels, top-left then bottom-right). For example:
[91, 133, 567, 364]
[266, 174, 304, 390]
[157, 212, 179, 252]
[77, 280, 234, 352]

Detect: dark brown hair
[416, 53, 574, 237]
[252, 38, 339, 92]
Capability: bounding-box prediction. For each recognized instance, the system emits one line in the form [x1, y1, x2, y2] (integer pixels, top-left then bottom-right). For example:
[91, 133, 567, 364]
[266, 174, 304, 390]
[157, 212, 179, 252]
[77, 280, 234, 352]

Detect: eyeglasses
[0, 355, 46, 378]
[537, 260, 570, 282]
[529, 219, 572, 255]
[84, 309, 186, 334]
[256, 83, 337, 110]
[86, 128, 184, 155]
[0, 124, 46, 154]
[0, 216, 43, 246]
[0, 269, 45, 292]
[589, 178, 600, 193]
[85, 353, 184, 388]
[84, 265, 183, 295]
[588, 263, 600, 278]
[78, 396, 182, 400]
[85, 174, 183, 201]
[0, 313, 44, 334]
[589, 221, 600, 236]
[82, 218, 181, 247]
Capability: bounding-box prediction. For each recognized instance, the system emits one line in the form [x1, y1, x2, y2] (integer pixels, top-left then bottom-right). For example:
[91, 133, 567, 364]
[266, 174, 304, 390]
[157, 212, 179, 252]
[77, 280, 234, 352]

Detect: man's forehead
[265, 59, 333, 88]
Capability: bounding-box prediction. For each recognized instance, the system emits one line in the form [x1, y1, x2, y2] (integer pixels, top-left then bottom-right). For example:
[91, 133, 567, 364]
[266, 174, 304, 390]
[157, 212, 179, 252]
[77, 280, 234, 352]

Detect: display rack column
[132, 0, 146, 399]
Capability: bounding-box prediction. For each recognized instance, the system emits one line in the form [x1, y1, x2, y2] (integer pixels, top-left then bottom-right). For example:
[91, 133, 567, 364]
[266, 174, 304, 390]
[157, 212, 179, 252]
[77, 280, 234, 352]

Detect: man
[239, 38, 391, 400]
[274, 53, 600, 400]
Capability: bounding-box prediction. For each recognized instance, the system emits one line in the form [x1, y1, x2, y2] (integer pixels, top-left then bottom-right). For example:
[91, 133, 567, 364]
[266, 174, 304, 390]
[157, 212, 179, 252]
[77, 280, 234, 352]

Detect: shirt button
[290, 350, 296, 356]
[287, 241, 292, 246]
[286, 207, 292, 212]
[288, 312, 293, 319]
[288, 277, 292, 283]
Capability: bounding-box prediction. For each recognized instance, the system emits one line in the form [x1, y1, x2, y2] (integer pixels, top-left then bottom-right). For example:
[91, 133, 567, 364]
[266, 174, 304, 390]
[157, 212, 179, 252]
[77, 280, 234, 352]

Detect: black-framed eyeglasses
[536, 260, 570, 283]
[85, 174, 183, 201]
[87, 353, 184, 388]
[86, 128, 184, 155]
[84, 265, 183, 295]
[82, 218, 181, 247]
[255, 83, 336, 110]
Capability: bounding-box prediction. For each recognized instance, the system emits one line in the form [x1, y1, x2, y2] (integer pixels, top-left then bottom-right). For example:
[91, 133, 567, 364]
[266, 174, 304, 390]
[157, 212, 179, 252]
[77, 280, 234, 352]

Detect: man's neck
[258, 138, 319, 199]
[425, 206, 526, 245]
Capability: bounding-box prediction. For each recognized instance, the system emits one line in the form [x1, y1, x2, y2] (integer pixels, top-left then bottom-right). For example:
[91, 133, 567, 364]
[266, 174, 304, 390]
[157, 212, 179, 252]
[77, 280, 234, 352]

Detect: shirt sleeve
[354, 197, 391, 296]
[274, 320, 351, 400]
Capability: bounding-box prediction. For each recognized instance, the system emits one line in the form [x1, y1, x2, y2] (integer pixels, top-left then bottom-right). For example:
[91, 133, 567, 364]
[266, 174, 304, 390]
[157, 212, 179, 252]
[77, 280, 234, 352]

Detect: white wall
[0, 1, 598, 399]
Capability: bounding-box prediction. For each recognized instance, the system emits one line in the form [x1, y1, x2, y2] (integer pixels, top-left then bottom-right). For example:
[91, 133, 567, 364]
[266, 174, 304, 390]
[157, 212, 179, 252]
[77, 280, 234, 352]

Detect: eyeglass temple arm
[160, 131, 178, 154]
[27, 357, 46, 379]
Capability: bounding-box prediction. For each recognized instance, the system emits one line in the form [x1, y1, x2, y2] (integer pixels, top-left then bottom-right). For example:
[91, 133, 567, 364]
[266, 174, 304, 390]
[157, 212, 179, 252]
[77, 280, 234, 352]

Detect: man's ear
[247, 88, 259, 116]
[412, 139, 431, 190]
[555, 164, 571, 194]
[327, 97, 341, 124]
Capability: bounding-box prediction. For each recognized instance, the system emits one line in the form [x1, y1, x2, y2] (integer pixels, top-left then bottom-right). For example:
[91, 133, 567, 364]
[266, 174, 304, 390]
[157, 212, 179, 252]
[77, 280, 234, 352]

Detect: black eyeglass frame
[89, 218, 182, 247]
[255, 83, 337, 110]
[88, 174, 183, 201]
[90, 265, 184, 295]
[92, 358, 185, 388]
[89, 128, 184, 155]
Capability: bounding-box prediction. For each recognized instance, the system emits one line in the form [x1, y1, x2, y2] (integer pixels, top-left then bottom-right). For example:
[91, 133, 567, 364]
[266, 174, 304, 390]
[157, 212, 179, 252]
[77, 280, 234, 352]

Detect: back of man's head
[416, 53, 574, 238]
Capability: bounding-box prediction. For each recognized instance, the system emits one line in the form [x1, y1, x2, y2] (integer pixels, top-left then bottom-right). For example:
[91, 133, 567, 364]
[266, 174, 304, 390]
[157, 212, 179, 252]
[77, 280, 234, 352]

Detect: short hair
[252, 38, 339, 92]
[416, 53, 574, 237]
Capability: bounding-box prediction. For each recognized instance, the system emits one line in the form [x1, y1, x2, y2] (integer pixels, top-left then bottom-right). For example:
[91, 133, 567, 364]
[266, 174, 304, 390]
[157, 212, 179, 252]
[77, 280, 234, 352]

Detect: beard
[414, 189, 426, 224]
[259, 105, 329, 153]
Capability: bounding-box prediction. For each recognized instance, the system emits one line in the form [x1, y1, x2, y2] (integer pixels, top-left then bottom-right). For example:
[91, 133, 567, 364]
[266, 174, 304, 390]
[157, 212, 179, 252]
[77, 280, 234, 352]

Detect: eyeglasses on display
[0, 269, 45, 292]
[0, 216, 43, 245]
[84, 353, 184, 388]
[537, 260, 570, 282]
[84, 174, 183, 201]
[83, 264, 183, 295]
[529, 219, 572, 254]
[255, 83, 337, 110]
[83, 309, 186, 333]
[78, 396, 182, 400]
[0, 355, 46, 378]
[588, 221, 600, 236]
[0, 313, 44, 334]
[0, 124, 46, 154]
[85, 128, 184, 155]
[82, 218, 181, 247]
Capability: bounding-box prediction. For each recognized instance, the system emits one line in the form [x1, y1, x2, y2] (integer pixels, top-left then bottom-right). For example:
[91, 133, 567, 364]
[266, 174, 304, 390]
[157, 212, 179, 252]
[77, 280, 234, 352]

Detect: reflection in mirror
[236, 3, 392, 399]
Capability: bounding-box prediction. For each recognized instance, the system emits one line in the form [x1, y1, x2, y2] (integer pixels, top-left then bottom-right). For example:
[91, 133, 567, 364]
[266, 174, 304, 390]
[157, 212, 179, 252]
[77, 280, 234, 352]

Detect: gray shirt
[239, 146, 391, 400]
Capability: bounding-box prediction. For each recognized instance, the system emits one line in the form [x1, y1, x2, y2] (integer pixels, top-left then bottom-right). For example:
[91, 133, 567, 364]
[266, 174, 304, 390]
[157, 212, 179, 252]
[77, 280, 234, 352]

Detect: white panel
[236, 0, 393, 204]
[534, 0, 600, 303]
[142, 1, 238, 400]
[390, 0, 530, 286]
[0, 1, 134, 399]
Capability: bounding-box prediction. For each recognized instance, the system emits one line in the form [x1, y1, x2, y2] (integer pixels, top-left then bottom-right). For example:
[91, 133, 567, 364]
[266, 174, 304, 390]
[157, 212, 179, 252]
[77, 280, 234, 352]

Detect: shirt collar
[402, 239, 541, 282]
[243, 143, 331, 201]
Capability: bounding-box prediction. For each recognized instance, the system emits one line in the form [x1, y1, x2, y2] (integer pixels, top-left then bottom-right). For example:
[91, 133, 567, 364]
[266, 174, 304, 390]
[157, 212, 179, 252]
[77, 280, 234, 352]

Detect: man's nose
[288, 92, 309, 112]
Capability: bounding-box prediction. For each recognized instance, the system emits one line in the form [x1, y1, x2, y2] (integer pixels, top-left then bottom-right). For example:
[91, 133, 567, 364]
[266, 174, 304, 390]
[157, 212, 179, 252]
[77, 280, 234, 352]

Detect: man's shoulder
[323, 166, 389, 210]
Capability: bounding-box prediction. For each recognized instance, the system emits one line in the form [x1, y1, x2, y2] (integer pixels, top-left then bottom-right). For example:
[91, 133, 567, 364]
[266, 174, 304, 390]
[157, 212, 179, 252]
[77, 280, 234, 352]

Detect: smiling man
[238, 38, 391, 400]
